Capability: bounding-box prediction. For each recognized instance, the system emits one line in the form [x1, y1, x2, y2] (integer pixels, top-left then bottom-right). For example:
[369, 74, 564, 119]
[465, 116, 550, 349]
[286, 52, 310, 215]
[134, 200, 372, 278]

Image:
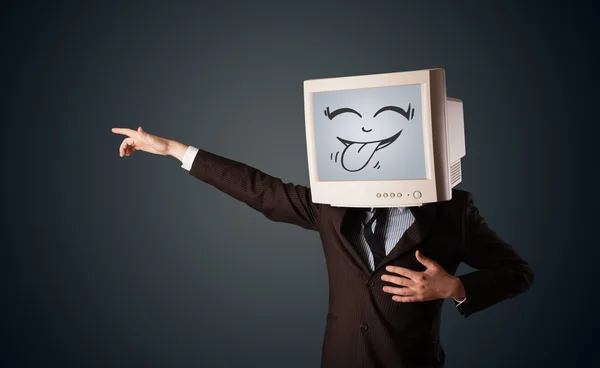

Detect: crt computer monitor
[303, 68, 465, 208]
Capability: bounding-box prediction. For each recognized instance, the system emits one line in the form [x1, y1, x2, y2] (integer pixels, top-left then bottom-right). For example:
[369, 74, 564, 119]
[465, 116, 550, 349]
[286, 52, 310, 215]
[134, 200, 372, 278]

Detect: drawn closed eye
[373, 104, 415, 120]
[325, 107, 362, 120]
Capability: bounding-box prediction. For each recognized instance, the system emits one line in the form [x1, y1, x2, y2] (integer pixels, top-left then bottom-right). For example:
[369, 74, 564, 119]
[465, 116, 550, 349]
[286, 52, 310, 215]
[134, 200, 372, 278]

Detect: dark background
[4, 0, 598, 367]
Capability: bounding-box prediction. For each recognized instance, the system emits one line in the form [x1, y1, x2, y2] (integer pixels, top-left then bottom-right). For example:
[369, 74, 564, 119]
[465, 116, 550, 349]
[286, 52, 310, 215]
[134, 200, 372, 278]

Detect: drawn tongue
[341, 142, 379, 171]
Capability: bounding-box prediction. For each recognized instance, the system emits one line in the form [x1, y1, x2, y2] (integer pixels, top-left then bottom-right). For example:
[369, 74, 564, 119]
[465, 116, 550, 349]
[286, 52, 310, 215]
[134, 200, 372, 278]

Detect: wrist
[447, 276, 466, 299]
[167, 140, 188, 162]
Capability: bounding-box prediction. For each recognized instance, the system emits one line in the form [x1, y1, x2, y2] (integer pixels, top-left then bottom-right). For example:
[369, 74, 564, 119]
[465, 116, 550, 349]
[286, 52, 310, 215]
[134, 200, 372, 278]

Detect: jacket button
[360, 323, 368, 331]
[366, 279, 374, 287]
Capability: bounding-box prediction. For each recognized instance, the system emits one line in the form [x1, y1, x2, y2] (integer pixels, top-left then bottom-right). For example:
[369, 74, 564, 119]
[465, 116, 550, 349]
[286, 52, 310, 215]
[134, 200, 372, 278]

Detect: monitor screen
[312, 84, 427, 181]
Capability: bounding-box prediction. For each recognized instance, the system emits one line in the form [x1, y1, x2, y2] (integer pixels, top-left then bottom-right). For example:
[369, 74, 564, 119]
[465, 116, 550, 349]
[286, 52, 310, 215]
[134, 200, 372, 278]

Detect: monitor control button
[383, 193, 388, 198]
[390, 193, 395, 198]
[413, 191, 422, 199]
[376, 193, 382, 198]
[396, 192, 402, 197]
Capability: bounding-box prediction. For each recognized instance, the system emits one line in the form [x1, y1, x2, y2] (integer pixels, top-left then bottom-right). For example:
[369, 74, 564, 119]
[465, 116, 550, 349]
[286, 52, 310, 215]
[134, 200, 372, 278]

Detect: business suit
[186, 147, 534, 368]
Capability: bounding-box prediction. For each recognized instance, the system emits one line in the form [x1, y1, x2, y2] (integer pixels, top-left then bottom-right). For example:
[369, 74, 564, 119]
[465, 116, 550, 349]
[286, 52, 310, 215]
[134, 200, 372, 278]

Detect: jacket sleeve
[455, 192, 534, 317]
[188, 148, 321, 231]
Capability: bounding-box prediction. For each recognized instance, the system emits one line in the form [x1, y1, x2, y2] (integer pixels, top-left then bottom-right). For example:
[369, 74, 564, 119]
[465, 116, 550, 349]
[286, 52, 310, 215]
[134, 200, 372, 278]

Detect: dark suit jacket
[188, 149, 534, 368]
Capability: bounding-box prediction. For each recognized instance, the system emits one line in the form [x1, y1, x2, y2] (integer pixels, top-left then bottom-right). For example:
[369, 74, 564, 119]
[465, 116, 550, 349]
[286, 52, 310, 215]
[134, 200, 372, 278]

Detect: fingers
[380, 274, 415, 288]
[382, 285, 414, 296]
[112, 127, 137, 137]
[392, 296, 420, 303]
[119, 137, 135, 157]
[415, 250, 438, 269]
[385, 265, 420, 280]
[113, 126, 151, 157]
[383, 252, 443, 303]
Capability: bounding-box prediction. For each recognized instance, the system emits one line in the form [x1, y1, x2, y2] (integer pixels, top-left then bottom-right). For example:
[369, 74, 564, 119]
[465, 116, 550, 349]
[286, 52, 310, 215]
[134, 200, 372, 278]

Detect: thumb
[138, 126, 153, 142]
[415, 250, 436, 269]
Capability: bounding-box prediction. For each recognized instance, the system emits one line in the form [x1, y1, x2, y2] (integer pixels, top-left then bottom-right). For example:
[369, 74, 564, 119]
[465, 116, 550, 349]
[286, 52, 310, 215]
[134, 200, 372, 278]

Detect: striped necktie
[363, 208, 388, 267]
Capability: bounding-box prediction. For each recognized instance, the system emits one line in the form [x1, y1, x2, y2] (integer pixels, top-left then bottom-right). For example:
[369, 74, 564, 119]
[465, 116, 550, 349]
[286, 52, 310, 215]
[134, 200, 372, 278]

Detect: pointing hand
[111, 126, 171, 157]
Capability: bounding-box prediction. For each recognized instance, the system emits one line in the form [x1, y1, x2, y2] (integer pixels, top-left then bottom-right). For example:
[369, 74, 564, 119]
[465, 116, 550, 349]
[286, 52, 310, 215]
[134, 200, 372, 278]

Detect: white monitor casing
[303, 68, 465, 208]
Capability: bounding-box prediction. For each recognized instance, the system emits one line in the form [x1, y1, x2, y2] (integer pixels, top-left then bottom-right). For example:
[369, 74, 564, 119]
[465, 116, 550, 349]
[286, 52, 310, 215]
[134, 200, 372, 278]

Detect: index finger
[111, 127, 136, 137]
[385, 265, 420, 280]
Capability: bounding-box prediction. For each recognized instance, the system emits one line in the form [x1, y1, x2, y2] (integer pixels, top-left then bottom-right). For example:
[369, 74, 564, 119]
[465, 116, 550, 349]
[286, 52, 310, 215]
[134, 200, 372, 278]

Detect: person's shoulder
[440, 189, 480, 217]
[432, 189, 474, 217]
[450, 188, 473, 204]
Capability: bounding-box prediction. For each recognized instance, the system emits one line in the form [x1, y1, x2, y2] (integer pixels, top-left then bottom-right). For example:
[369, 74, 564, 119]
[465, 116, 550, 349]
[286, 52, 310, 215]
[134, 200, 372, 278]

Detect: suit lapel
[331, 207, 372, 275]
[331, 203, 438, 275]
[372, 202, 438, 273]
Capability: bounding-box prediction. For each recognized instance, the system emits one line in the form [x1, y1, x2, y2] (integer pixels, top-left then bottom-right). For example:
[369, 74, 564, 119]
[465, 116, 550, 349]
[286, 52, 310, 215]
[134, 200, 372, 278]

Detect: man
[112, 126, 533, 368]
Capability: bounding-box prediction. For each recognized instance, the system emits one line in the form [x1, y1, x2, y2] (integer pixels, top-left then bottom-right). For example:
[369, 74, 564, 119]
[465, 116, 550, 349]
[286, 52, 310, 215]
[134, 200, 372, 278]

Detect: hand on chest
[341, 206, 461, 273]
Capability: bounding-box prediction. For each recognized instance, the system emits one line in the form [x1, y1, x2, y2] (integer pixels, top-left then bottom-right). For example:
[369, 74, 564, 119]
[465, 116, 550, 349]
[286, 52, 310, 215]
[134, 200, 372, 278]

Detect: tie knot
[365, 208, 388, 228]
[372, 207, 388, 219]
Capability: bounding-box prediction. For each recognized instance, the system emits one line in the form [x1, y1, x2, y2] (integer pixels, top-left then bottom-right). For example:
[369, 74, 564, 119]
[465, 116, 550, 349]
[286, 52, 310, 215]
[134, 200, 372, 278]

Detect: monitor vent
[450, 160, 462, 187]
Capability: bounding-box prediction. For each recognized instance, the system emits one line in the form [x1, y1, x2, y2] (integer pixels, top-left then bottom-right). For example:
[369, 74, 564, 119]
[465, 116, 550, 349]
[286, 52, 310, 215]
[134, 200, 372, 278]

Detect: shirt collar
[368, 207, 409, 213]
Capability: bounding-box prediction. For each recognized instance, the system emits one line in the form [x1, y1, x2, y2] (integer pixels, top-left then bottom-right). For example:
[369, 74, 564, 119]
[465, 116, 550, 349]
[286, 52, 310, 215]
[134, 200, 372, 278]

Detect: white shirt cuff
[181, 146, 199, 171]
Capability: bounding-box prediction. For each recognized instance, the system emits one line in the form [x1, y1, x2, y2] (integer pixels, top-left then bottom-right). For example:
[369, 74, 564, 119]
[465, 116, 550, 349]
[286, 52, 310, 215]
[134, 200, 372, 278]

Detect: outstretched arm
[112, 127, 321, 231]
[183, 144, 320, 230]
[455, 193, 534, 317]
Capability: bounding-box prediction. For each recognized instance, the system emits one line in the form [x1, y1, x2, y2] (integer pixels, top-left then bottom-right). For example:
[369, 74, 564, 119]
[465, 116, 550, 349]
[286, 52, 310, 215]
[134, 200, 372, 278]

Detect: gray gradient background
[3, 1, 597, 367]
[313, 84, 426, 180]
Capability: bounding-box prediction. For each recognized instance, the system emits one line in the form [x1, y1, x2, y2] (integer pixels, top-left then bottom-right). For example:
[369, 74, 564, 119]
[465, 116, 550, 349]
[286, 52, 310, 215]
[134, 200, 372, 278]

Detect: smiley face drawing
[325, 103, 414, 172]
[312, 84, 427, 181]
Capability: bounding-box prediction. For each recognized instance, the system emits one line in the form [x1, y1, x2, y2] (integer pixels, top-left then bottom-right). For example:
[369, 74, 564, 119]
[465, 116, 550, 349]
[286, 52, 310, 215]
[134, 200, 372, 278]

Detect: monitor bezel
[303, 68, 448, 207]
